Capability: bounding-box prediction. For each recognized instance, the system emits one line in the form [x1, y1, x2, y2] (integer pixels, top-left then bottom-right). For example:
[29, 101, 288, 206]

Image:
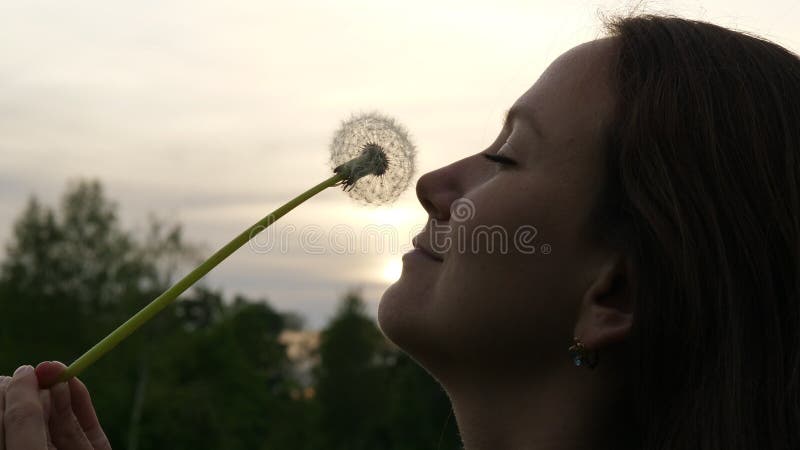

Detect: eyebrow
[503, 105, 545, 140]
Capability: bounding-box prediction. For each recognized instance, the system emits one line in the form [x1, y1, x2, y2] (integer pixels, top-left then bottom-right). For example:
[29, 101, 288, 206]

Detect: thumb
[34, 362, 66, 389]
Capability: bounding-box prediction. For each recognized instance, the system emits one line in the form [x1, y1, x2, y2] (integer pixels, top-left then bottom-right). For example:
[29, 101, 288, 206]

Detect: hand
[0, 362, 111, 450]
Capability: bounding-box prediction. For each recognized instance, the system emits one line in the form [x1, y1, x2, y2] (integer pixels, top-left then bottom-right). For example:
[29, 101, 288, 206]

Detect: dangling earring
[568, 336, 598, 369]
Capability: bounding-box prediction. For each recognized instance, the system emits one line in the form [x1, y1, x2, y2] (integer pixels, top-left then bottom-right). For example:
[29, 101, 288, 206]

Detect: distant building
[279, 330, 321, 399]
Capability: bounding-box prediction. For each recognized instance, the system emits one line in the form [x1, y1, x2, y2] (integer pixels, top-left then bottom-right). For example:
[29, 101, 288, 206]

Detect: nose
[415, 157, 470, 221]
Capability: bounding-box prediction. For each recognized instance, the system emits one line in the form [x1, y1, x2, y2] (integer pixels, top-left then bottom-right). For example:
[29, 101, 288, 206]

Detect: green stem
[53, 172, 345, 385]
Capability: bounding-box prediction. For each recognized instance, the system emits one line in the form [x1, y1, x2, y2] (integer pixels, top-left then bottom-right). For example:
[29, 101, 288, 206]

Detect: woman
[3, 12, 800, 450]
[379, 13, 800, 450]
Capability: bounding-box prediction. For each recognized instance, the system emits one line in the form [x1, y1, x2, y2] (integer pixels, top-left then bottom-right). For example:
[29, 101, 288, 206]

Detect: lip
[409, 236, 444, 262]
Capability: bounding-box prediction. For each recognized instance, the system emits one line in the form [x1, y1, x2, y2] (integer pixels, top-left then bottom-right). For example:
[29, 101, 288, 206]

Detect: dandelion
[330, 111, 416, 205]
[50, 111, 416, 384]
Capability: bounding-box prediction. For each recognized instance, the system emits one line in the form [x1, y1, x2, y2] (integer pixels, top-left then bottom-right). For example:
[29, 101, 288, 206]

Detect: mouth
[410, 236, 444, 262]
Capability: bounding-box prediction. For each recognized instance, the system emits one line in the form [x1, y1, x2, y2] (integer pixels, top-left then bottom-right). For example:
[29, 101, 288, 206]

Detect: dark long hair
[590, 13, 800, 450]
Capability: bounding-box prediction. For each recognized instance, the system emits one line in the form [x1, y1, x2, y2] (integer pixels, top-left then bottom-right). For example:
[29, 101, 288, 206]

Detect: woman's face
[378, 38, 620, 379]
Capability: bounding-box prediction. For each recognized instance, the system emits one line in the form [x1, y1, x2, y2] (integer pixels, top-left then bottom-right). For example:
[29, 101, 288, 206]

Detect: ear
[573, 253, 633, 350]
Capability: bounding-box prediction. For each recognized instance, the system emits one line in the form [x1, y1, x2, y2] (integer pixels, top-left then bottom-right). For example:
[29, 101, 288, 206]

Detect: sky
[1, 0, 798, 330]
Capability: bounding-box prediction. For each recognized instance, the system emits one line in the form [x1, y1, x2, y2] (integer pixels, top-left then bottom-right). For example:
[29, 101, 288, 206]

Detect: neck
[441, 360, 634, 450]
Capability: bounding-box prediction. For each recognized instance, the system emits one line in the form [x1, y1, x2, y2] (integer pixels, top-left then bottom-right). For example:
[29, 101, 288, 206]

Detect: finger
[33, 361, 57, 449]
[4, 365, 48, 450]
[38, 390, 49, 422]
[68, 378, 111, 450]
[38, 390, 57, 450]
[0, 375, 13, 450]
[41, 390, 59, 450]
[49, 380, 93, 450]
[43, 362, 111, 450]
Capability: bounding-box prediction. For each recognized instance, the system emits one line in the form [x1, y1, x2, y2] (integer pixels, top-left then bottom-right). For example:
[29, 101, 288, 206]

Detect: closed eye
[483, 152, 517, 167]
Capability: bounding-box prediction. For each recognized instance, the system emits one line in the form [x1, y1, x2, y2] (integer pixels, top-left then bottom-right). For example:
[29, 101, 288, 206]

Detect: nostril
[419, 197, 436, 216]
[415, 172, 437, 216]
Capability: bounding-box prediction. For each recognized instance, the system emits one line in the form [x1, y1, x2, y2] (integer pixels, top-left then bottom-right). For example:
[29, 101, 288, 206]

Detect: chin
[377, 277, 453, 380]
[376, 279, 414, 344]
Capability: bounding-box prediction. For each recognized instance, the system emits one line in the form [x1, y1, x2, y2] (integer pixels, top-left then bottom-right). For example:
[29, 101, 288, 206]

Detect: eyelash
[483, 152, 517, 167]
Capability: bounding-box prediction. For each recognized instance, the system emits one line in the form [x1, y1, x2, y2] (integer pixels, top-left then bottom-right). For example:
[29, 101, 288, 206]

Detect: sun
[381, 258, 403, 283]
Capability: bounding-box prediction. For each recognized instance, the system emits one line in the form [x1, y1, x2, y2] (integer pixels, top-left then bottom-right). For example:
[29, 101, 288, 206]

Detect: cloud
[4, 0, 797, 330]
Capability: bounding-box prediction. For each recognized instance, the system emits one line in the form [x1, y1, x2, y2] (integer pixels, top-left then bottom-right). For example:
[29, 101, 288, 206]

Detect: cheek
[430, 181, 591, 328]
[424, 251, 578, 369]
[434, 246, 561, 324]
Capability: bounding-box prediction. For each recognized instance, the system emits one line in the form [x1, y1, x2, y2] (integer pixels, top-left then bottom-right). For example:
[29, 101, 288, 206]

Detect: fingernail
[14, 365, 34, 377]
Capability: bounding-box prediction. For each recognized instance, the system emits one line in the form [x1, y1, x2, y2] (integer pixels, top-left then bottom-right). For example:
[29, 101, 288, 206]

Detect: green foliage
[312, 290, 461, 450]
[313, 291, 389, 449]
[0, 179, 461, 449]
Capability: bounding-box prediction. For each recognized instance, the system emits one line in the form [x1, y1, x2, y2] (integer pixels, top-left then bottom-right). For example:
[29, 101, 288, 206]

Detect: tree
[311, 290, 392, 450]
[381, 352, 462, 450]
[310, 289, 463, 450]
[0, 180, 149, 370]
[0, 179, 304, 449]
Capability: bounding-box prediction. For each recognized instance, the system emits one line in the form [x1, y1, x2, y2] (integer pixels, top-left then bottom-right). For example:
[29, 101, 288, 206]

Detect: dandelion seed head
[329, 111, 416, 205]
